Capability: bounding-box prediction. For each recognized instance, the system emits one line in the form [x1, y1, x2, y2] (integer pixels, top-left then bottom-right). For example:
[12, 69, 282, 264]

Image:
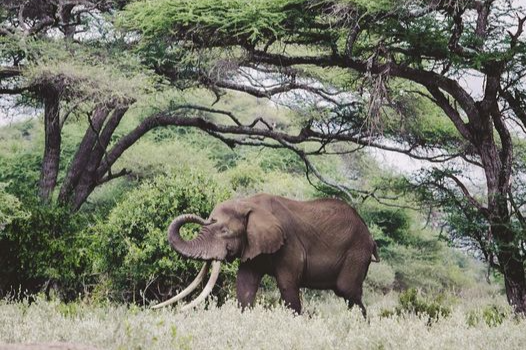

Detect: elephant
[152, 193, 379, 316]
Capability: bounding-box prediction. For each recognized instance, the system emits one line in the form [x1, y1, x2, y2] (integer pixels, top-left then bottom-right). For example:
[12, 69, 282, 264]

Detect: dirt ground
[0, 344, 99, 350]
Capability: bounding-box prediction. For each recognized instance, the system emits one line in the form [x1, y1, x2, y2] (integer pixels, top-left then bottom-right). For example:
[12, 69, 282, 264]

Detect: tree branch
[426, 86, 472, 142]
[441, 171, 490, 218]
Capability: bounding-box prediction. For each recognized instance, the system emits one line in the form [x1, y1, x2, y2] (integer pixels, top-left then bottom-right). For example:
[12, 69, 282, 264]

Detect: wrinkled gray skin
[169, 193, 379, 316]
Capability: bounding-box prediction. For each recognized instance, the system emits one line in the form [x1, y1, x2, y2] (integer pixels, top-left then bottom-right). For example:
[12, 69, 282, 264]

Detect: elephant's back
[274, 196, 373, 247]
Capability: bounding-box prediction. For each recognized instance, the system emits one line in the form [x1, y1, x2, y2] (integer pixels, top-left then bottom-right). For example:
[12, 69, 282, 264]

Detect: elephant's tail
[371, 241, 380, 263]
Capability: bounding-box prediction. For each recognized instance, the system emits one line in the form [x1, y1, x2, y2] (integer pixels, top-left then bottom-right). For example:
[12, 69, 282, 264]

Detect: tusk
[180, 261, 221, 311]
[151, 262, 211, 309]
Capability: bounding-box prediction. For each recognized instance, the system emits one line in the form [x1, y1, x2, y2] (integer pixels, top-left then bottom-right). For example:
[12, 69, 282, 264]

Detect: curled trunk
[168, 214, 211, 260]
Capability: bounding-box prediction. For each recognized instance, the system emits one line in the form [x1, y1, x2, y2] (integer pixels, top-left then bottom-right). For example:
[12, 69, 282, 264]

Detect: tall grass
[1, 293, 524, 350]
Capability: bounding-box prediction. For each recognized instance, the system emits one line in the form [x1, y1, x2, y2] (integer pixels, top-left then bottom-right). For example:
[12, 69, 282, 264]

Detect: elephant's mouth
[151, 213, 224, 310]
[151, 260, 221, 311]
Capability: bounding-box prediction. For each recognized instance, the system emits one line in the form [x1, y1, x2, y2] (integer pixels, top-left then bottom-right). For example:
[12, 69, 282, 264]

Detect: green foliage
[360, 201, 482, 293]
[381, 83, 464, 148]
[0, 200, 93, 298]
[382, 288, 451, 322]
[408, 168, 491, 254]
[25, 41, 157, 105]
[0, 135, 42, 200]
[361, 206, 411, 244]
[0, 183, 29, 230]
[344, 0, 396, 13]
[90, 170, 232, 302]
[121, 0, 308, 45]
[226, 162, 265, 191]
[365, 262, 395, 292]
[466, 304, 510, 327]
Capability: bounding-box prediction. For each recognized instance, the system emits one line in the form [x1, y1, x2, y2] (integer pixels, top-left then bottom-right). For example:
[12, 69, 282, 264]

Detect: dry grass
[1, 293, 525, 350]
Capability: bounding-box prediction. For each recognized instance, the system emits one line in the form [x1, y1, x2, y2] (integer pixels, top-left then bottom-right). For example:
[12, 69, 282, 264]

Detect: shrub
[0, 199, 93, 299]
[225, 162, 265, 192]
[361, 207, 411, 244]
[90, 170, 232, 303]
[0, 182, 29, 230]
[365, 262, 395, 292]
[466, 304, 509, 327]
[381, 288, 451, 322]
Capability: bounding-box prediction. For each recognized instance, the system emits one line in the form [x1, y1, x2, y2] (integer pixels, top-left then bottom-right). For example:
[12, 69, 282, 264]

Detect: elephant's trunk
[155, 214, 223, 311]
[168, 214, 212, 260]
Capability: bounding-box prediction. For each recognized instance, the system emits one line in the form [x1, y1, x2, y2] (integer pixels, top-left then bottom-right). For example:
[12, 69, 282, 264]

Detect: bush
[0, 199, 93, 298]
[0, 182, 29, 230]
[90, 170, 232, 303]
[365, 262, 395, 292]
[225, 162, 265, 192]
[381, 288, 451, 322]
[361, 207, 411, 244]
[466, 304, 509, 327]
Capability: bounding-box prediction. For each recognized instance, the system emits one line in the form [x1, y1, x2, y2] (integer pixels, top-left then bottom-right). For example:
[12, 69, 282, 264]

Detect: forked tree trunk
[58, 105, 111, 206]
[58, 106, 128, 211]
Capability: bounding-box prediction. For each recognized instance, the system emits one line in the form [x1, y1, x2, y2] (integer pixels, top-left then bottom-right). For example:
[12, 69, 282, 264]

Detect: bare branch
[426, 86, 472, 141]
[441, 171, 490, 218]
[98, 168, 131, 185]
[0, 66, 22, 80]
[508, 14, 526, 49]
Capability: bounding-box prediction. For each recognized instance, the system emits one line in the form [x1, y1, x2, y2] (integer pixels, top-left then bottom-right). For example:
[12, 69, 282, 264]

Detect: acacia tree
[0, 0, 351, 210]
[0, 0, 133, 208]
[0, 0, 229, 209]
[118, 0, 526, 312]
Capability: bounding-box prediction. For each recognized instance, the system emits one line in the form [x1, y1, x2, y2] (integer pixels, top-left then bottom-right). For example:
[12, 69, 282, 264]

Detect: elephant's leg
[336, 255, 370, 318]
[236, 263, 263, 310]
[275, 273, 302, 314]
[345, 296, 367, 318]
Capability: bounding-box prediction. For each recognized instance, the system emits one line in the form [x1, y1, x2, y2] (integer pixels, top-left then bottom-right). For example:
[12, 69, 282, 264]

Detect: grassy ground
[1, 292, 525, 350]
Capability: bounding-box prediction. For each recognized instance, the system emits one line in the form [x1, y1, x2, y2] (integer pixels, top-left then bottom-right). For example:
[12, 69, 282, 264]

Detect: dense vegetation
[0, 93, 487, 303]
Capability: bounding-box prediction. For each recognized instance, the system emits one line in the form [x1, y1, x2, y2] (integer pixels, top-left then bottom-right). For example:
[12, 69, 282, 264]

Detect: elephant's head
[151, 199, 285, 310]
[168, 199, 285, 263]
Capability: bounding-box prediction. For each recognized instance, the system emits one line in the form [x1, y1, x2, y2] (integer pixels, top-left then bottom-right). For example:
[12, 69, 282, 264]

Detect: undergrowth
[0, 293, 524, 350]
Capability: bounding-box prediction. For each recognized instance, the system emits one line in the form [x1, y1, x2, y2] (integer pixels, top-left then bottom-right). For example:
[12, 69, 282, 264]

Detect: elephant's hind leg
[236, 263, 263, 310]
[335, 254, 370, 318]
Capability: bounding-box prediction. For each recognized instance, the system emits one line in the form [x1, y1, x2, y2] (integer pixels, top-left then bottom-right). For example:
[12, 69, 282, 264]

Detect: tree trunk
[67, 106, 128, 211]
[58, 105, 111, 206]
[38, 87, 61, 202]
[500, 248, 526, 314]
[493, 216, 526, 314]
[471, 109, 526, 313]
[71, 183, 93, 212]
[59, 4, 76, 40]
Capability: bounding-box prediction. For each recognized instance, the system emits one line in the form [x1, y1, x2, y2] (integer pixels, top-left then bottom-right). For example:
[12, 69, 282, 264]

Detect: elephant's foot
[345, 298, 367, 318]
[278, 286, 302, 314]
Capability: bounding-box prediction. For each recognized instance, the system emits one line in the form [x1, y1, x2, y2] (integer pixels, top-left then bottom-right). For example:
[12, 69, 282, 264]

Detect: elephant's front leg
[276, 273, 302, 314]
[236, 263, 263, 310]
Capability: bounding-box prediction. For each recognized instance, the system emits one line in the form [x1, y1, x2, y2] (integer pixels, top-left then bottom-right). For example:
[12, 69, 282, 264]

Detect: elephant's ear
[241, 207, 285, 262]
